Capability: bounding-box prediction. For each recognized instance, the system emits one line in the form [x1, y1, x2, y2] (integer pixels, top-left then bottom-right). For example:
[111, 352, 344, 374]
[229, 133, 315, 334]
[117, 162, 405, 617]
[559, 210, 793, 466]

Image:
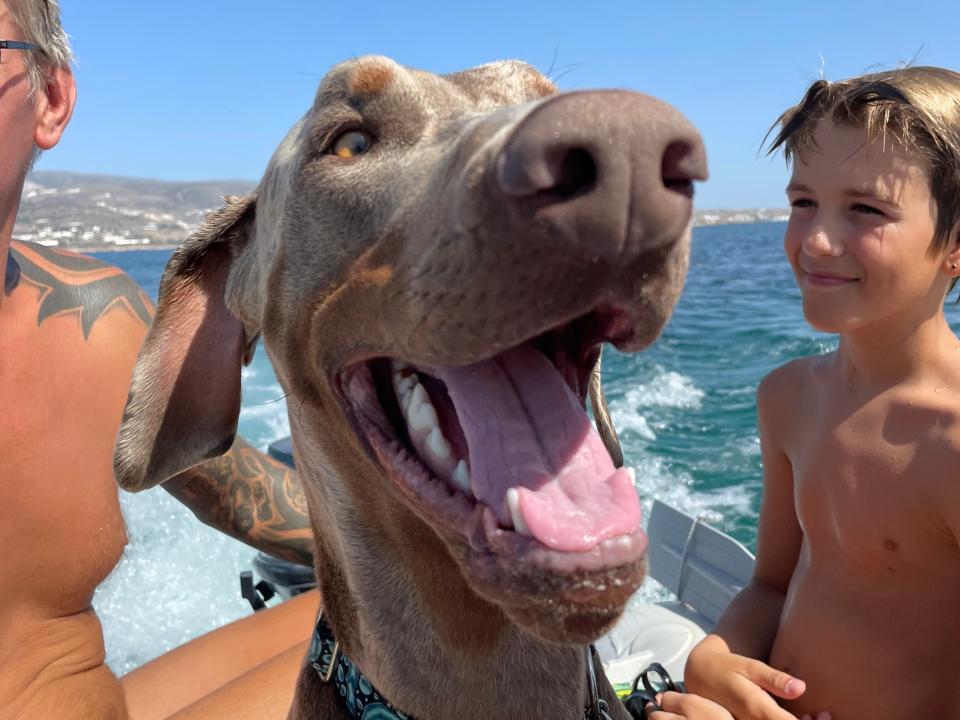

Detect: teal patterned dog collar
[309, 610, 410, 720]
[309, 610, 628, 719]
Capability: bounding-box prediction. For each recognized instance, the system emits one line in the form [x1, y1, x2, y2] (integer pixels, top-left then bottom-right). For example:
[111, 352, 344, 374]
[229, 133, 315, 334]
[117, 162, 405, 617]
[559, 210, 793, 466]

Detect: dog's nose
[493, 90, 707, 252]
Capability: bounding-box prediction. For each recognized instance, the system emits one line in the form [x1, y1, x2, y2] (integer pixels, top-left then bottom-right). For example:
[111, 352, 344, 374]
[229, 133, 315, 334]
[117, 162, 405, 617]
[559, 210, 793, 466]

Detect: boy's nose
[802, 226, 843, 257]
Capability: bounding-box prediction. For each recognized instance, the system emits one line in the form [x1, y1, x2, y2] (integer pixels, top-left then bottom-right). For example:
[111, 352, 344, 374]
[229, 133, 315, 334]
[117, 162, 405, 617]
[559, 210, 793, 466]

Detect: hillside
[13, 171, 787, 250]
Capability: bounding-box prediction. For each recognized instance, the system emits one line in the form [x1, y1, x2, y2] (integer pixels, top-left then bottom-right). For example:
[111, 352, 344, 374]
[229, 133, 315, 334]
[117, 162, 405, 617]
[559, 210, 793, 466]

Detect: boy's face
[784, 118, 952, 335]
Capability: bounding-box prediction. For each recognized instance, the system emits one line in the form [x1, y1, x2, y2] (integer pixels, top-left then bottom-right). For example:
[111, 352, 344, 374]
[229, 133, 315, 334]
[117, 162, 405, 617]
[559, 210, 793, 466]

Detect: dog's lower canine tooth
[506, 488, 533, 536]
[452, 460, 471, 494]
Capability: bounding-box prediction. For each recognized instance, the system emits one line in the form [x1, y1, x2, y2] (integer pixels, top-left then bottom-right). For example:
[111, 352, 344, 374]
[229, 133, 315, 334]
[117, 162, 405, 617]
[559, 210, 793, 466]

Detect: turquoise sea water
[90, 222, 960, 673]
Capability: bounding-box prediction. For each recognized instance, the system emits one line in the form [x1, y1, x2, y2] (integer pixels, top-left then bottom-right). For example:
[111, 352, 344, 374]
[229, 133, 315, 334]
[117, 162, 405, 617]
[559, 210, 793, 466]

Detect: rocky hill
[14, 171, 255, 249]
[13, 171, 786, 250]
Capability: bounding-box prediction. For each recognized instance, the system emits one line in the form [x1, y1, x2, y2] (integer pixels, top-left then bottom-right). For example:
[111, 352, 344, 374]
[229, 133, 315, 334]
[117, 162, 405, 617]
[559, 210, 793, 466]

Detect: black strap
[583, 645, 615, 720]
[239, 570, 276, 611]
[622, 662, 687, 718]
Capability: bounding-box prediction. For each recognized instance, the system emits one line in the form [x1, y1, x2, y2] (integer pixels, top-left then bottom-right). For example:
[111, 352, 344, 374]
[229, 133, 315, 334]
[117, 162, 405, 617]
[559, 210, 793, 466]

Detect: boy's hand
[685, 641, 806, 720]
[644, 691, 734, 719]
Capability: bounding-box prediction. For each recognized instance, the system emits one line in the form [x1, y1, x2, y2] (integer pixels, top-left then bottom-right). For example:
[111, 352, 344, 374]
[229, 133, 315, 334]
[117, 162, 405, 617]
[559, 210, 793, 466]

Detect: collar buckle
[308, 609, 340, 683]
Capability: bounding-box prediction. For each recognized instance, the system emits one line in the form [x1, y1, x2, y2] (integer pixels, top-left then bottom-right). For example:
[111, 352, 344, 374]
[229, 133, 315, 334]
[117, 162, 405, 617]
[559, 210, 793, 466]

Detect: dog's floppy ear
[114, 193, 258, 491]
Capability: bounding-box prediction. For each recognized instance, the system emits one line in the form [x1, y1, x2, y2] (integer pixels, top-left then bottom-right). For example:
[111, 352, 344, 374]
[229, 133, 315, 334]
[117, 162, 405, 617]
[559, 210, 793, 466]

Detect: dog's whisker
[254, 392, 292, 406]
[545, 46, 561, 79]
[550, 63, 585, 86]
[546, 60, 582, 80]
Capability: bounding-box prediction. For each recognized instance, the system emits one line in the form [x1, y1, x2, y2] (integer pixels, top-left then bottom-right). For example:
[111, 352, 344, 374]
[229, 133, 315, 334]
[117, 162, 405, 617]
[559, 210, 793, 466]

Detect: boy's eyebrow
[784, 182, 902, 208]
[843, 188, 902, 208]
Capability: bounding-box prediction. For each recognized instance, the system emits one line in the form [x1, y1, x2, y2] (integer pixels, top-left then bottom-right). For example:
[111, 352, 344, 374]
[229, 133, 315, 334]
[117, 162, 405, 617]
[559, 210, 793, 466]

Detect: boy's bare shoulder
[758, 354, 826, 407]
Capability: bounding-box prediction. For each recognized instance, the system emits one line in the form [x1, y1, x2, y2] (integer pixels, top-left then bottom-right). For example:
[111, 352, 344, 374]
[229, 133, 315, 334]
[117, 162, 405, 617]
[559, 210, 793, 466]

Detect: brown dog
[114, 56, 706, 719]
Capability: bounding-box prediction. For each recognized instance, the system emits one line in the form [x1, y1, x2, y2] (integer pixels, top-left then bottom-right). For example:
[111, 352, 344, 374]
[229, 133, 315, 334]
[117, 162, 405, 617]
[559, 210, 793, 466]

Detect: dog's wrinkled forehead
[313, 54, 556, 118]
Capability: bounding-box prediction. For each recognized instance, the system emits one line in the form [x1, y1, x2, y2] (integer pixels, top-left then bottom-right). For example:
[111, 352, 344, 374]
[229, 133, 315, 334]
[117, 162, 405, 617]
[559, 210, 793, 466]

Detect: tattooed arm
[162, 436, 315, 567]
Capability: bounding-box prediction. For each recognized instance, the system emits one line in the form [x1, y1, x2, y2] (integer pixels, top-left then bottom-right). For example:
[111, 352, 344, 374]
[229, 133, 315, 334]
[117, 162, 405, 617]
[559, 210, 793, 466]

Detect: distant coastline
[15, 170, 788, 253]
[72, 212, 792, 254]
[83, 243, 180, 253]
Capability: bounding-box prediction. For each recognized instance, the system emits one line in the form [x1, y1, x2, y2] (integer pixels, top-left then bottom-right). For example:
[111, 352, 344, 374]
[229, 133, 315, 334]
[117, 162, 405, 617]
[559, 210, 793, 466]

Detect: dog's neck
[293, 421, 627, 720]
[311, 612, 621, 720]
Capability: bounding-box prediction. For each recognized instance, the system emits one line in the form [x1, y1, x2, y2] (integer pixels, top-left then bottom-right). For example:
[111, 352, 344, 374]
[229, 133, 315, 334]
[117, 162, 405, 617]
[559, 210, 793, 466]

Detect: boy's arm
[162, 436, 315, 567]
[684, 367, 806, 718]
[711, 368, 804, 655]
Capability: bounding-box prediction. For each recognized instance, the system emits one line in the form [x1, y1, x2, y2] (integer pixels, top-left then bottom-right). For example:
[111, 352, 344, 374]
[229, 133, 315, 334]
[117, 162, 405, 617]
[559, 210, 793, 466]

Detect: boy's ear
[114, 193, 259, 492]
[944, 222, 960, 277]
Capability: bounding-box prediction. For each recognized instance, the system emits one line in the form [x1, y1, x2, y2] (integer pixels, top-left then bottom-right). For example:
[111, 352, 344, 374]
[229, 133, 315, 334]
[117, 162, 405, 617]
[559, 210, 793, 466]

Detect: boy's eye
[790, 198, 815, 209]
[329, 130, 373, 158]
[852, 203, 883, 216]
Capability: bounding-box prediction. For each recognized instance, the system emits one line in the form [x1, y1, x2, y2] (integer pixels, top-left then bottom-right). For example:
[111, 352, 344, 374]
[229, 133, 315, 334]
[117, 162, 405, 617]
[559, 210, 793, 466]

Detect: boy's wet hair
[768, 66, 960, 259]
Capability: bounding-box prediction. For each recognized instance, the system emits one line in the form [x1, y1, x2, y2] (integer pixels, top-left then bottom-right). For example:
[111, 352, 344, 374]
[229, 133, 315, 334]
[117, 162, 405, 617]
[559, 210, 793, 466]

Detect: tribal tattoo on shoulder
[10, 242, 153, 338]
[164, 437, 315, 567]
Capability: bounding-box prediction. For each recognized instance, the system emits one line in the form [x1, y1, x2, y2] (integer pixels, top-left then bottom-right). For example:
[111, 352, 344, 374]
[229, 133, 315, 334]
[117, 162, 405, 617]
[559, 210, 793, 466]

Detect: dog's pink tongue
[432, 345, 640, 552]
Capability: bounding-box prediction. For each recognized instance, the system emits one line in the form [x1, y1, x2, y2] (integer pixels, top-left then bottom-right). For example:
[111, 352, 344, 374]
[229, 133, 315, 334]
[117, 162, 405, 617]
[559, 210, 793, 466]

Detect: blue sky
[47, 0, 960, 209]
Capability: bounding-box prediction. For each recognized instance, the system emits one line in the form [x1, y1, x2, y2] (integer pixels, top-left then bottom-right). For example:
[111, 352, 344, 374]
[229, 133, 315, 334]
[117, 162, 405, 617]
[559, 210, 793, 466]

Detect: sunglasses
[0, 40, 40, 62]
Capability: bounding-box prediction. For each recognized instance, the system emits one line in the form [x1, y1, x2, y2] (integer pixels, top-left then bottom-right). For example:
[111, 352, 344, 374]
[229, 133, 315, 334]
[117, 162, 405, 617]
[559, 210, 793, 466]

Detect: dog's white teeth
[407, 384, 439, 431]
[391, 362, 419, 410]
[506, 488, 533, 536]
[426, 426, 452, 460]
[395, 373, 418, 401]
[626, 467, 636, 485]
[451, 460, 472, 494]
[389, 361, 470, 496]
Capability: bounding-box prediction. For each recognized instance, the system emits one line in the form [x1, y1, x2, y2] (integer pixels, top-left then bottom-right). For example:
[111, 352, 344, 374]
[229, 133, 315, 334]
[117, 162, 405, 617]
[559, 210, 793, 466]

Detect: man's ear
[33, 64, 76, 150]
[114, 193, 258, 491]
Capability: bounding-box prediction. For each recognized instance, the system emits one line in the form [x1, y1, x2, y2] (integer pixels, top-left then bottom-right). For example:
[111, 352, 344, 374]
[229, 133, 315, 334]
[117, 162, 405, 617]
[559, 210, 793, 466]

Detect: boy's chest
[787, 402, 959, 570]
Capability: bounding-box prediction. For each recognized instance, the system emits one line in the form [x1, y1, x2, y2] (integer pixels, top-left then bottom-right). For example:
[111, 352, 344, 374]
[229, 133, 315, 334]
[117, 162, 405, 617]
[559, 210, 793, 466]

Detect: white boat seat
[646, 500, 755, 626]
[597, 500, 757, 685]
[595, 601, 707, 686]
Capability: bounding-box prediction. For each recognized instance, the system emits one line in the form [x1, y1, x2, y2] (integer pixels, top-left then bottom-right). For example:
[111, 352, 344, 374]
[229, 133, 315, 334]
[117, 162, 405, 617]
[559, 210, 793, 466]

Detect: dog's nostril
[661, 141, 698, 199]
[550, 147, 597, 200]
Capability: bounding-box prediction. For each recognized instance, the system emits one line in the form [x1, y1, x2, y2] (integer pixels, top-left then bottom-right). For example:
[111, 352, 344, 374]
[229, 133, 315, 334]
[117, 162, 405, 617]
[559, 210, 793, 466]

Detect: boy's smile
[783, 119, 953, 336]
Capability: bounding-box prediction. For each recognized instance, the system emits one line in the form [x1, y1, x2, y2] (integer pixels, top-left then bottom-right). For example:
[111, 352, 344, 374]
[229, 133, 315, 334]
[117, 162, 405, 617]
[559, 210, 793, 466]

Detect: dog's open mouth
[339, 309, 649, 577]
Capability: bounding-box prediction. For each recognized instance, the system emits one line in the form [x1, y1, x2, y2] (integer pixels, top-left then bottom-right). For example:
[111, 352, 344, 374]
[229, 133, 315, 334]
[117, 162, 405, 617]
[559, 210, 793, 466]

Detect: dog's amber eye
[330, 130, 372, 158]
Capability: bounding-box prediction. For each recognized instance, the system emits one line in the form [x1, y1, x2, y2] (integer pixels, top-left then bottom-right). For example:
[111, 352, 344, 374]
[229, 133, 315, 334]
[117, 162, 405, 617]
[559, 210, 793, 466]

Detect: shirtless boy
[681, 66, 960, 720]
[0, 3, 319, 719]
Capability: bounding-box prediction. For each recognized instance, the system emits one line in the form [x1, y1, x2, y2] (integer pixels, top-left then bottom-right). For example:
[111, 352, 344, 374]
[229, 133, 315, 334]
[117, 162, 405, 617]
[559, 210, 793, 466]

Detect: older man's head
[0, 0, 75, 240]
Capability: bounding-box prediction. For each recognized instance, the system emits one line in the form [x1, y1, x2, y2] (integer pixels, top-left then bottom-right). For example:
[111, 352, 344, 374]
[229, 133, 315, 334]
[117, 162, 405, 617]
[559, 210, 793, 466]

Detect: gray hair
[7, 0, 73, 97]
